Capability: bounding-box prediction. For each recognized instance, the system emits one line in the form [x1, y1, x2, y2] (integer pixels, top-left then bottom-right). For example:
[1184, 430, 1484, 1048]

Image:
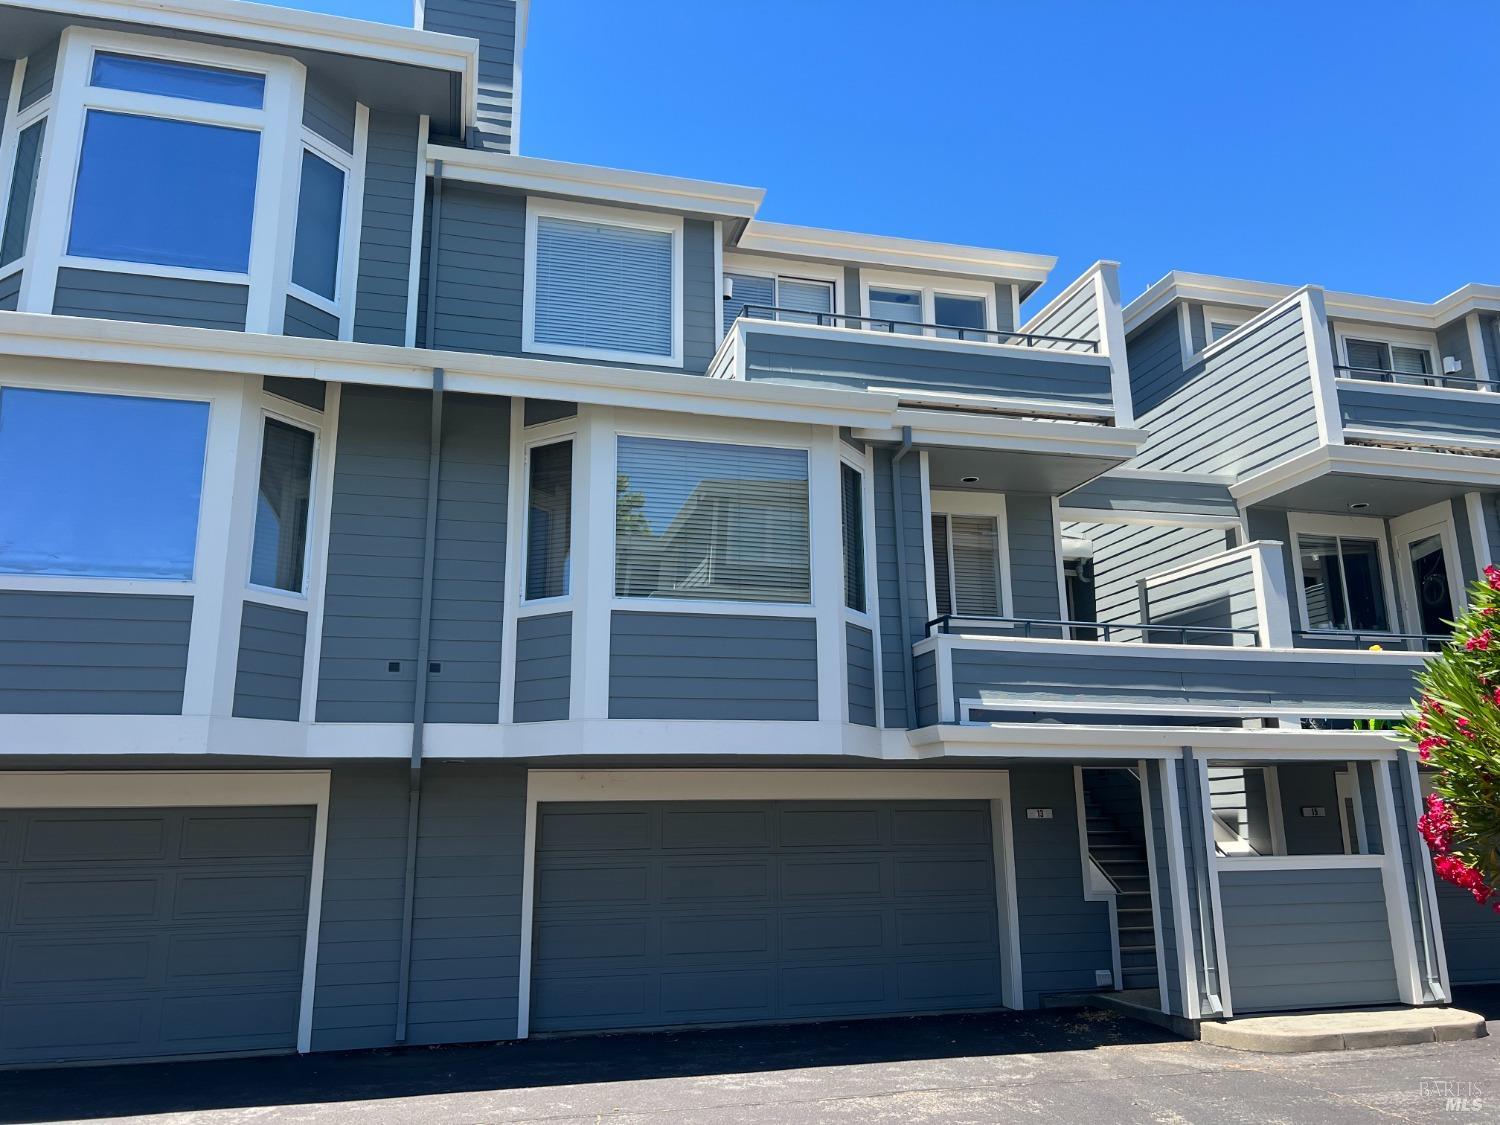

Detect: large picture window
[0, 387, 208, 578]
[1295, 530, 1392, 634]
[615, 436, 810, 604]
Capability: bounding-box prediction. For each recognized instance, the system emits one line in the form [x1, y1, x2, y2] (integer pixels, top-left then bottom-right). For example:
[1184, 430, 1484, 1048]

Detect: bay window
[0, 118, 44, 268]
[525, 439, 573, 601]
[250, 417, 315, 593]
[290, 145, 347, 304]
[615, 436, 810, 604]
[0, 386, 208, 579]
[840, 462, 866, 612]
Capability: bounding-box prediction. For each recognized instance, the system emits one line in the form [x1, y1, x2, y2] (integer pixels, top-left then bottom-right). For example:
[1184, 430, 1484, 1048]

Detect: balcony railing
[1335, 364, 1491, 392]
[927, 614, 1261, 647]
[736, 306, 1100, 353]
[1293, 629, 1448, 653]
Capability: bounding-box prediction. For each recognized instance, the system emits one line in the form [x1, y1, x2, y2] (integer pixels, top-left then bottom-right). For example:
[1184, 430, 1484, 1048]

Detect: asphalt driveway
[2, 987, 1496, 1124]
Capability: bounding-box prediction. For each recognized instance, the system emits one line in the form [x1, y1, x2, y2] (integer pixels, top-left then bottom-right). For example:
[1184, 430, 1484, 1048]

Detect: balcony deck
[1336, 367, 1500, 451]
[711, 310, 1116, 422]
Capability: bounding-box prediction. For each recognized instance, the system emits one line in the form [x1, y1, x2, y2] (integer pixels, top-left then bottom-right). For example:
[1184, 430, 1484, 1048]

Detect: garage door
[0, 806, 316, 1065]
[531, 800, 1006, 1033]
[1437, 865, 1500, 984]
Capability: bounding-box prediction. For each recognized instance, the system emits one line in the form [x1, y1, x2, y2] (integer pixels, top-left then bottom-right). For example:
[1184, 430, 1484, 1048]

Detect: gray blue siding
[1145, 761, 1182, 1014]
[1134, 301, 1320, 477]
[1007, 494, 1063, 622]
[873, 447, 927, 725]
[53, 269, 248, 330]
[420, 0, 518, 150]
[1218, 866, 1398, 1012]
[1338, 383, 1500, 448]
[1126, 311, 1187, 416]
[353, 111, 421, 346]
[311, 763, 524, 1051]
[317, 387, 508, 724]
[0, 591, 191, 715]
[264, 376, 326, 411]
[608, 612, 818, 720]
[1141, 548, 1259, 644]
[513, 612, 570, 723]
[523, 398, 577, 426]
[1436, 317, 1474, 387]
[846, 622, 877, 726]
[1064, 521, 1229, 640]
[1024, 279, 1099, 347]
[1061, 474, 1239, 520]
[232, 601, 308, 721]
[740, 326, 1113, 410]
[284, 295, 339, 340]
[18, 41, 56, 111]
[1010, 765, 1114, 1006]
[0, 270, 19, 311]
[302, 74, 355, 152]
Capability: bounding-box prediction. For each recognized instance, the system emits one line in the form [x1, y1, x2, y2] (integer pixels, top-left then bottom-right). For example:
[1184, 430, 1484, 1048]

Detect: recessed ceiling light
[961, 475, 980, 484]
[1349, 502, 1370, 511]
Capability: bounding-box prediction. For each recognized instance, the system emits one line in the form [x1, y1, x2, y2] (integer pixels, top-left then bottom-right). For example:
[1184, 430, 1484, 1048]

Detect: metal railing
[926, 614, 1260, 646]
[1335, 364, 1491, 392]
[736, 305, 1100, 353]
[1294, 629, 1448, 652]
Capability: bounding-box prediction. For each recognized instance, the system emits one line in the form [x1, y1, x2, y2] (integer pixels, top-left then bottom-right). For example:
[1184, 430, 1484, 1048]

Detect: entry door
[1390, 504, 1464, 643]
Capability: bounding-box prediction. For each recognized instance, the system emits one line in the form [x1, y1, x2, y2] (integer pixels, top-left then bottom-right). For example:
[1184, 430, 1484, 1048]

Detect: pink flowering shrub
[1396, 565, 1500, 911]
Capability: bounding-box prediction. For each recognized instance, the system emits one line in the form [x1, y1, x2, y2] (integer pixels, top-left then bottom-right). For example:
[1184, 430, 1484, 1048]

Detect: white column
[1249, 539, 1295, 648]
[572, 407, 616, 719]
[809, 430, 848, 724]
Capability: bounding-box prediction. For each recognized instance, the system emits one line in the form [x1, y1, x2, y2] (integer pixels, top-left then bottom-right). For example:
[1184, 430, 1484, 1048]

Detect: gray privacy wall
[1010, 765, 1113, 1006]
[419, 0, 520, 150]
[52, 269, 249, 330]
[1063, 521, 1230, 640]
[873, 447, 928, 725]
[1023, 279, 1100, 347]
[513, 612, 571, 723]
[317, 386, 509, 724]
[1217, 866, 1398, 1012]
[1132, 301, 1321, 477]
[847, 623, 877, 726]
[417, 185, 719, 372]
[1339, 383, 1500, 447]
[354, 112, 422, 346]
[738, 327, 1113, 410]
[0, 591, 192, 715]
[1141, 549, 1259, 644]
[311, 762, 525, 1051]
[608, 612, 818, 720]
[233, 602, 308, 721]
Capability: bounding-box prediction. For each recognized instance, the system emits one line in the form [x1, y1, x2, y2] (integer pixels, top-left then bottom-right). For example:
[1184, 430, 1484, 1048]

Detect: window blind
[841, 463, 865, 611]
[931, 512, 1002, 617]
[723, 272, 774, 336]
[615, 436, 810, 603]
[533, 216, 674, 357]
[778, 278, 834, 324]
[250, 418, 314, 592]
[1391, 345, 1432, 375]
[1345, 339, 1388, 371]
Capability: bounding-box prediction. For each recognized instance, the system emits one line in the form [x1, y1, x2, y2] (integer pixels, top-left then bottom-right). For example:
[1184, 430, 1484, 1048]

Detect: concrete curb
[1200, 1008, 1489, 1054]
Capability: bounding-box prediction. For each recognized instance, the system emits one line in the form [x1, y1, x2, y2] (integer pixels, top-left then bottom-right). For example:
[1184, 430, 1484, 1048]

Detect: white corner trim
[1371, 760, 1424, 1006]
[1158, 758, 1200, 1020]
[1465, 491, 1491, 572]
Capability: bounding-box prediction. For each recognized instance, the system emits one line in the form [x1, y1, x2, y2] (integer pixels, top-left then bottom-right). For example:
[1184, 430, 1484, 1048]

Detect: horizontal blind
[1344, 339, 1388, 371]
[950, 514, 1002, 616]
[841, 463, 865, 611]
[723, 272, 774, 336]
[931, 515, 953, 617]
[777, 278, 834, 324]
[534, 216, 674, 357]
[616, 436, 810, 603]
[1391, 345, 1432, 375]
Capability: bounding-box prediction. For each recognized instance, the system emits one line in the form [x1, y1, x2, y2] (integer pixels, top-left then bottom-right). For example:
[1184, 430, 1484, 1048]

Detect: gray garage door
[1437, 867, 1500, 984]
[531, 800, 1006, 1033]
[0, 805, 316, 1065]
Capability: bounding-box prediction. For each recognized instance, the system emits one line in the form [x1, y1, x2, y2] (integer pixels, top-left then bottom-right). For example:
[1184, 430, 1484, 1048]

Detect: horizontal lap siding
[608, 612, 818, 720]
[1025, 279, 1100, 346]
[913, 650, 938, 728]
[311, 763, 525, 1051]
[1146, 762, 1182, 1014]
[317, 387, 508, 724]
[1007, 494, 1063, 622]
[1339, 384, 1500, 446]
[1126, 312, 1188, 415]
[232, 601, 308, 721]
[742, 332, 1112, 408]
[1065, 521, 1228, 640]
[420, 0, 517, 151]
[1134, 304, 1320, 476]
[302, 74, 355, 153]
[949, 648, 1418, 714]
[53, 269, 248, 331]
[514, 612, 570, 722]
[846, 622, 876, 726]
[354, 111, 420, 345]
[1219, 866, 1398, 1012]
[1010, 765, 1113, 1006]
[1142, 553, 1259, 641]
[873, 448, 926, 726]
[0, 591, 191, 714]
[18, 42, 55, 110]
[0, 270, 19, 310]
[284, 295, 339, 340]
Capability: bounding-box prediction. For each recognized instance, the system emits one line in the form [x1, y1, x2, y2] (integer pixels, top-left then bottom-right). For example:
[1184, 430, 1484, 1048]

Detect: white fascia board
[0, 311, 911, 429]
[734, 220, 1056, 288]
[853, 413, 1146, 460]
[908, 723, 1400, 757]
[1232, 440, 1500, 507]
[429, 146, 765, 220]
[23, 0, 480, 83]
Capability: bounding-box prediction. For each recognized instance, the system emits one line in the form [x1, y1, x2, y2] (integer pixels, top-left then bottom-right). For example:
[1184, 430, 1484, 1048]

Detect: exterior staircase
[1081, 769, 1159, 991]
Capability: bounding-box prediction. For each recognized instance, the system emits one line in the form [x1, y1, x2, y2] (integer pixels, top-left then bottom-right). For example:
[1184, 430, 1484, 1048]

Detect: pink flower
[1486, 564, 1500, 591]
[1434, 854, 1496, 907]
[1466, 629, 1493, 652]
[1418, 794, 1457, 855]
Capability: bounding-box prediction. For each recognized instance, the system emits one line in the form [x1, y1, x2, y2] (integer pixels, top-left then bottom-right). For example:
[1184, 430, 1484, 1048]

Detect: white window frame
[610, 425, 817, 616]
[245, 400, 322, 605]
[927, 489, 1013, 621]
[721, 256, 841, 334]
[860, 270, 996, 340]
[1287, 512, 1401, 637]
[1336, 325, 1440, 384]
[287, 118, 365, 336]
[18, 28, 305, 331]
[519, 430, 578, 609]
[1201, 304, 1251, 347]
[522, 197, 685, 367]
[0, 60, 52, 282]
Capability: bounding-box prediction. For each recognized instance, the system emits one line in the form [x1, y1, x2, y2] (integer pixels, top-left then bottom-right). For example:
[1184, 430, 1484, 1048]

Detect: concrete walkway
[0, 987, 1495, 1125]
[1201, 1004, 1489, 1053]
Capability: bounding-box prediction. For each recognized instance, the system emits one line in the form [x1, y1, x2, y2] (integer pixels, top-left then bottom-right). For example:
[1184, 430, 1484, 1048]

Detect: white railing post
[1249, 540, 1294, 648]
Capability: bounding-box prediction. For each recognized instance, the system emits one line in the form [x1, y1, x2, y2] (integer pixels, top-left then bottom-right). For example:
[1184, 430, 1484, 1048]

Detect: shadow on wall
[0, 1008, 1176, 1123]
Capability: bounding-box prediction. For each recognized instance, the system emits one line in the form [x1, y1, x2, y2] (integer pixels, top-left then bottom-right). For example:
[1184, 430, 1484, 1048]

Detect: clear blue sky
[279, 0, 1495, 309]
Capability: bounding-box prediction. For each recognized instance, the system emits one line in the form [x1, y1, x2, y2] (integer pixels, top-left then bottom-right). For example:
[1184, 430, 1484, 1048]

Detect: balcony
[911, 540, 1428, 727]
[1335, 365, 1500, 452]
[709, 307, 1117, 423]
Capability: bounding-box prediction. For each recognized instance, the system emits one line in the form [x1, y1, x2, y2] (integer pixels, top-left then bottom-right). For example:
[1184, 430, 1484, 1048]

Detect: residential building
[0, 0, 1491, 1069]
